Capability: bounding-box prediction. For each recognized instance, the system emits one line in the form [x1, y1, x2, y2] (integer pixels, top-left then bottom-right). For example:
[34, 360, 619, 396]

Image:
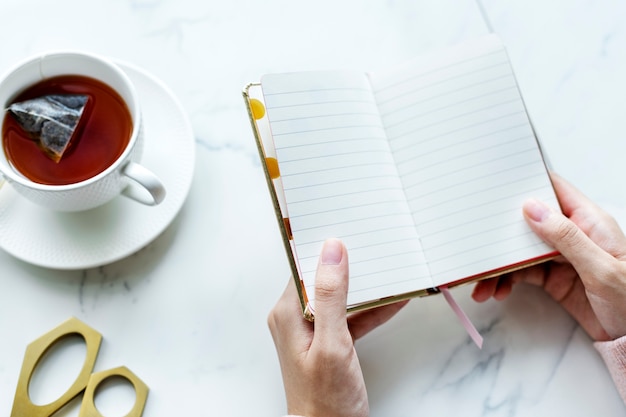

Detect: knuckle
[314, 337, 353, 363]
[554, 219, 582, 246]
[267, 309, 279, 334]
[315, 279, 339, 301]
[267, 301, 290, 334]
[602, 263, 626, 288]
[599, 210, 617, 225]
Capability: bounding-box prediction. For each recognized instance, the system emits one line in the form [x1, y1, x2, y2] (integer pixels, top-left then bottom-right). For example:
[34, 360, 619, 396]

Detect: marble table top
[0, 0, 624, 416]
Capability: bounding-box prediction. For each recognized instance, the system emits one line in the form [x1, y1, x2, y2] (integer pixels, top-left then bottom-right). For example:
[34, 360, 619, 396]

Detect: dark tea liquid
[2, 75, 132, 185]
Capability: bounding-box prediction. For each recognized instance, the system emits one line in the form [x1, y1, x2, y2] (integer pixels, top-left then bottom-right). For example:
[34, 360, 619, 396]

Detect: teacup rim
[0, 49, 141, 191]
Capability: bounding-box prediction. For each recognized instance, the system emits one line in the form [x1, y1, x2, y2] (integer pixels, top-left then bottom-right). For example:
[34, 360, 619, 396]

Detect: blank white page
[262, 71, 433, 307]
[370, 35, 558, 285]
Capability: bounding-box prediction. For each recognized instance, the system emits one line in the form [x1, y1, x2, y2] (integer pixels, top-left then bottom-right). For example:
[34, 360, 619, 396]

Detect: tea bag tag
[7, 94, 89, 162]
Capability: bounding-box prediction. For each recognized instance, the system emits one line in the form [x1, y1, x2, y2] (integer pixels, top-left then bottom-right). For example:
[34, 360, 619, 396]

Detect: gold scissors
[10, 317, 148, 417]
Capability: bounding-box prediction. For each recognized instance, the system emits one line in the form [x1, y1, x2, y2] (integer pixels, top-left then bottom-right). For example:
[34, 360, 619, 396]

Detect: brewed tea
[2, 75, 132, 185]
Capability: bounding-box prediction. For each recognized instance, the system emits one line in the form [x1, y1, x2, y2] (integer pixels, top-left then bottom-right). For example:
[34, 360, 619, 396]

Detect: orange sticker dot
[250, 98, 266, 120]
[283, 217, 293, 240]
[266, 157, 280, 179]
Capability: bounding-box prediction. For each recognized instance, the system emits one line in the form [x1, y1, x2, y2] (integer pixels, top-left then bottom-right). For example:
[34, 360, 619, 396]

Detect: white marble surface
[0, 0, 624, 416]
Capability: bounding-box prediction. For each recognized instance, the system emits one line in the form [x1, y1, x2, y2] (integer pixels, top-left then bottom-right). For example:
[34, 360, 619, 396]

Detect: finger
[471, 278, 499, 302]
[493, 275, 514, 300]
[267, 277, 312, 348]
[550, 174, 618, 227]
[550, 173, 599, 218]
[523, 198, 615, 279]
[509, 263, 549, 288]
[348, 300, 409, 341]
[312, 238, 350, 340]
[551, 173, 626, 256]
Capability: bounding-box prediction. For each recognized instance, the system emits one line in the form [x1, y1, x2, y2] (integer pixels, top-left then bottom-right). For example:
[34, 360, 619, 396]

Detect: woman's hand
[268, 238, 408, 417]
[472, 174, 626, 341]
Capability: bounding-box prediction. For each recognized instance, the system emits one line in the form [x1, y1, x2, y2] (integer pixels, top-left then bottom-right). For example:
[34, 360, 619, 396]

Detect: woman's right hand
[472, 173, 626, 341]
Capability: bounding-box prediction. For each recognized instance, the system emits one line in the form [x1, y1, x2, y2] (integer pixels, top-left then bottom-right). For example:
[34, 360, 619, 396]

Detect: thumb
[523, 198, 613, 277]
[312, 238, 350, 339]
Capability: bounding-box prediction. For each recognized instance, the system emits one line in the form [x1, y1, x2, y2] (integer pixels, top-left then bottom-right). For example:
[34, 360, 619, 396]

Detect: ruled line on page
[262, 70, 435, 305]
[369, 36, 557, 287]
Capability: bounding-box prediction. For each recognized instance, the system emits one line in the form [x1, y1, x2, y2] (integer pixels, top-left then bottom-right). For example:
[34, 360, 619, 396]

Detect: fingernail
[523, 198, 551, 222]
[320, 238, 343, 265]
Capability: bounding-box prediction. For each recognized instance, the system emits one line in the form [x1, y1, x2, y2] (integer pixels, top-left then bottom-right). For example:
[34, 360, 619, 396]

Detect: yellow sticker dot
[266, 157, 280, 179]
[250, 98, 266, 120]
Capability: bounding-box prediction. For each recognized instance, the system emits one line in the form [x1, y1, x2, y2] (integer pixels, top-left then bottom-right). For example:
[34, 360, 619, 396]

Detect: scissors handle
[78, 366, 149, 417]
[11, 317, 102, 417]
[10, 317, 149, 417]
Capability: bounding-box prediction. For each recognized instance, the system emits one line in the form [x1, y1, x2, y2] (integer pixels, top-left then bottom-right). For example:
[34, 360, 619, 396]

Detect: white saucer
[0, 62, 195, 269]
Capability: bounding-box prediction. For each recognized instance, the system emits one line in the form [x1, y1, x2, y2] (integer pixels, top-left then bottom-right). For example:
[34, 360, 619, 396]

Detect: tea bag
[7, 94, 88, 162]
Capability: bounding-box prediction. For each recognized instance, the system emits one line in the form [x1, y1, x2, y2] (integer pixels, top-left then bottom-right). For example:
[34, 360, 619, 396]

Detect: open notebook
[244, 35, 559, 320]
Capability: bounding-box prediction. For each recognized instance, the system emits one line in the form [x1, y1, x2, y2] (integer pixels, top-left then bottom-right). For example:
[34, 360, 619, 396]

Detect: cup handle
[121, 161, 166, 206]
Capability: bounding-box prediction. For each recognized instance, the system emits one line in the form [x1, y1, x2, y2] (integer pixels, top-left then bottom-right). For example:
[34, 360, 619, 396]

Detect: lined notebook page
[371, 35, 558, 285]
[262, 71, 433, 307]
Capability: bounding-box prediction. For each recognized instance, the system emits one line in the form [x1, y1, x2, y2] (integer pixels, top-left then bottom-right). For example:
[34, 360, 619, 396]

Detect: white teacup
[0, 51, 166, 212]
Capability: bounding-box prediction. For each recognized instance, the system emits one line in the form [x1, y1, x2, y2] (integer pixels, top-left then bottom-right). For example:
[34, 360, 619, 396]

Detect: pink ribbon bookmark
[439, 285, 483, 349]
